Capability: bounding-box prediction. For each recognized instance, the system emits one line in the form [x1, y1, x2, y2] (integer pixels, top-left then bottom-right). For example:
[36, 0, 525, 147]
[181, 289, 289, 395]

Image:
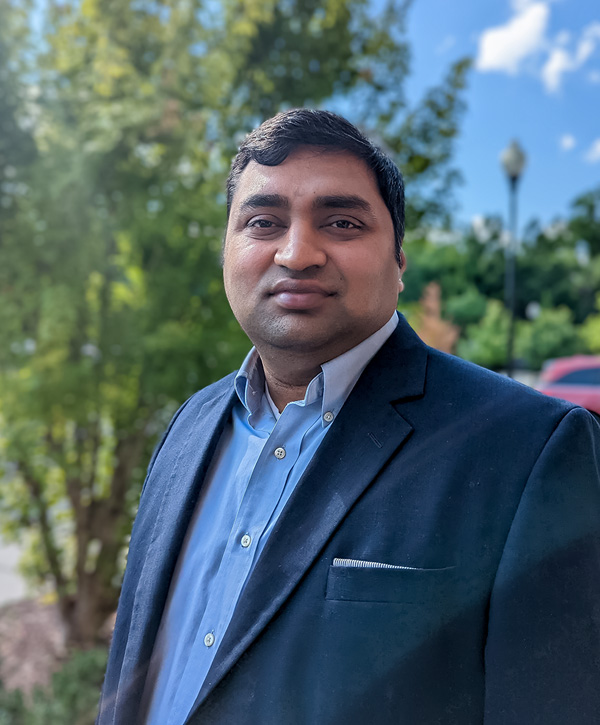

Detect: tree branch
[18, 460, 69, 608]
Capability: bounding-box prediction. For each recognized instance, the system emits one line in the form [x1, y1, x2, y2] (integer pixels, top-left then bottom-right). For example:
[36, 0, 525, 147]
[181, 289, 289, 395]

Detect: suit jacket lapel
[192, 317, 429, 713]
[114, 384, 236, 718]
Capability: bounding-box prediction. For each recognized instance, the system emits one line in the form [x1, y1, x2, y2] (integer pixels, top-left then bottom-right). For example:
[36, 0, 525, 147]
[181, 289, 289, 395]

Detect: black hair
[226, 108, 405, 265]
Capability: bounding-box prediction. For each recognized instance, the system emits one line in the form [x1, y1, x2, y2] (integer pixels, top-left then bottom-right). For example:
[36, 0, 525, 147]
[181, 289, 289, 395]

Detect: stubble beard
[241, 308, 351, 359]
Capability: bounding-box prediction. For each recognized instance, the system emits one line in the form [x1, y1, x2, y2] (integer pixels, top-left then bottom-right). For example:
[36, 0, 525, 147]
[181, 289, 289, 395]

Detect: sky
[404, 0, 600, 233]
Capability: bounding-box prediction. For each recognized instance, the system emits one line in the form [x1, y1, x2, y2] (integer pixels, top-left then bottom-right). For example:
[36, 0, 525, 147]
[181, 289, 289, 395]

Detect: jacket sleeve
[484, 407, 600, 724]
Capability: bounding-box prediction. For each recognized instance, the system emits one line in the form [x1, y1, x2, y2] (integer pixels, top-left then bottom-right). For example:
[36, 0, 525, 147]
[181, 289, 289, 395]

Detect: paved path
[0, 539, 27, 605]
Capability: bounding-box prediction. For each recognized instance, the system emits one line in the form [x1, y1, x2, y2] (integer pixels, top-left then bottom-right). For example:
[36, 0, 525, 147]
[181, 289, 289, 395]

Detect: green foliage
[0, 647, 107, 725]
[516, 307, 582, 370]
[570, 188, 600, 257]
[580, 295, 600, 354]
[456, 300, 510, 371]
[0, 684, 25, 725]
[0, 0, 36, 173]
[444, 285, 488, 328]
[401, 236, 471, 303]
[581, 318, 600, 354]
[517, 225, 598, 324]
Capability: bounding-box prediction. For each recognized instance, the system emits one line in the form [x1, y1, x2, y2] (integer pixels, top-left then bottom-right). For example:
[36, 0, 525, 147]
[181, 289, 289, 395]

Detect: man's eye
[248, 219, 275, 228]
[330, 219, 360, 229]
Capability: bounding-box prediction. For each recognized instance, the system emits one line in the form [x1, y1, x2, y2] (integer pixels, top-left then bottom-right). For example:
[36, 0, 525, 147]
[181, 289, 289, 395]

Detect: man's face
[223, 147, 404, 363]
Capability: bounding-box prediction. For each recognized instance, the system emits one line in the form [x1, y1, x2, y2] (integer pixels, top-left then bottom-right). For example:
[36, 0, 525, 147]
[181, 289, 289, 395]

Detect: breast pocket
[325, 563, 457, 604]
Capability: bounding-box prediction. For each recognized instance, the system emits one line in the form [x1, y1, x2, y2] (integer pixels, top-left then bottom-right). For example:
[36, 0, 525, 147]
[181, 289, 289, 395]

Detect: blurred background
[0, 0, 598, 721]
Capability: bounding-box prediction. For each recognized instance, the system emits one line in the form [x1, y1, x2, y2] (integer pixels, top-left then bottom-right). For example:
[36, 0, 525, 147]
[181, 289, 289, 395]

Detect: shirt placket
[166, 402, 318, 723]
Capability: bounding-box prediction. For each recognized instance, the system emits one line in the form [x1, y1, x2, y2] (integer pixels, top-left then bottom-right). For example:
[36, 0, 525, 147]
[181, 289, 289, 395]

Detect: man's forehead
[231, 147, 381, 208]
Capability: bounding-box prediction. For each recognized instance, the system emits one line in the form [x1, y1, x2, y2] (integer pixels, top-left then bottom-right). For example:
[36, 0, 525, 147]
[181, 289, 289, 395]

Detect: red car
[538, 355, 600, 415]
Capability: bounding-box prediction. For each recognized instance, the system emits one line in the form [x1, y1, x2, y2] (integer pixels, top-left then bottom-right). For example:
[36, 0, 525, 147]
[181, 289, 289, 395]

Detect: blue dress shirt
[143, 313, 398, 724]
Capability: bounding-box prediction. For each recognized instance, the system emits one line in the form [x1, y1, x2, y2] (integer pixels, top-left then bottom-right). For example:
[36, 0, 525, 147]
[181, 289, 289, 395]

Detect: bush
[0, 647, 107, 725]
[517, 306, 583, 370]
[457, 300, 510, 370]
[445, 285, 488, 328]
[0, 683, 26, 725]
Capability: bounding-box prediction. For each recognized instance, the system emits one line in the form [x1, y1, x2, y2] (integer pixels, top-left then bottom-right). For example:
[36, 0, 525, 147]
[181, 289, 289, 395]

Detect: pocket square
[332, 557, 424, 571]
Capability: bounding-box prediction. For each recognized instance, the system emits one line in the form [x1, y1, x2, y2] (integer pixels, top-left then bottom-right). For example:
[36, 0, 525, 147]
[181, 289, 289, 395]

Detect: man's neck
[261, 357, 320, 412]
[254, 313, 398, 412]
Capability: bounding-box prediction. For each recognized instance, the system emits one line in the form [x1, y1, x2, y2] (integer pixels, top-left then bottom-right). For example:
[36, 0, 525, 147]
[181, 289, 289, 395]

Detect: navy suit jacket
[99, 317, 600, 724]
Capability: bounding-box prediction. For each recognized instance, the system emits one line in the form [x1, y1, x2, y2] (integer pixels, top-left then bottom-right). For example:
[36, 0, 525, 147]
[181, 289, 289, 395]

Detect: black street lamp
[500, 140, 526, 378]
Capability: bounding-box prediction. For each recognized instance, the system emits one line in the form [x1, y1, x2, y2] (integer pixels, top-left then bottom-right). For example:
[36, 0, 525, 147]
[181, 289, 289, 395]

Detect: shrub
[0, 647, 107, 725]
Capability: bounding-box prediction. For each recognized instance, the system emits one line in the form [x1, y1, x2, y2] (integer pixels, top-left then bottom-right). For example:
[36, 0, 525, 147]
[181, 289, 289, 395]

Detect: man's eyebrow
[238, 194, 290, 213]
[236, 193, 375, 216]
[312, 195, 374, 213]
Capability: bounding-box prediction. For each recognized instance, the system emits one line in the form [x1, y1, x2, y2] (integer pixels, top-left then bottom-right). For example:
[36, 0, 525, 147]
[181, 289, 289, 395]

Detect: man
[99, 109, 600, 724]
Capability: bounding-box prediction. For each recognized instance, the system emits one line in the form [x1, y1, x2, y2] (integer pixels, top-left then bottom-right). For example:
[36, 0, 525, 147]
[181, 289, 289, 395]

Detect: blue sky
[405, 0, 599, 232]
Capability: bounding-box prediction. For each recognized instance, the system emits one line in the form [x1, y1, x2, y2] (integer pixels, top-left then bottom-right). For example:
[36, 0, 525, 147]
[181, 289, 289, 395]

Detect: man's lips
[269, 280, 335, 310]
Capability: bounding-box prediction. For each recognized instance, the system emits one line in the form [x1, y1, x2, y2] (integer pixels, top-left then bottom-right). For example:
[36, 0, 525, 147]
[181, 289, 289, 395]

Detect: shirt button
[241, 534, 252, 548]
[274, 446, 286, 459]
[204, 632, 215, 647]
[323, 411, 334, 423]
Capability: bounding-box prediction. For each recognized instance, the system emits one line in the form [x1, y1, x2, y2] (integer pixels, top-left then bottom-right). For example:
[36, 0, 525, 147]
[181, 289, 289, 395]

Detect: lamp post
[500, 140, 526, 378]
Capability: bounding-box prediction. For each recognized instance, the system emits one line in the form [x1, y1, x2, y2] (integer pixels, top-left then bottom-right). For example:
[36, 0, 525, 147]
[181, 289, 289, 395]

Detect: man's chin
[246, 317, 356, 358]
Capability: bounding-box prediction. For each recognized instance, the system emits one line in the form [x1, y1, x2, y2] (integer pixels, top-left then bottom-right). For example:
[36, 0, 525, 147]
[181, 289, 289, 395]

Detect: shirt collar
[234, 312, 398, 427]
[319, 312, 398, 424]
[234, 348, 266, 419]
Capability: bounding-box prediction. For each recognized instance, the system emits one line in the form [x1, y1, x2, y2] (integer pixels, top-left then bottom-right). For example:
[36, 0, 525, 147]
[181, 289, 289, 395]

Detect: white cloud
[476, 4, 600, 92]
[476, 3, 549, 74]
[541, 48, 572, 91]
[559, 134, 576, 151]
[584, 139, 600, 164]
[541, 22, 600, 92]
[577, 22, 600, 63]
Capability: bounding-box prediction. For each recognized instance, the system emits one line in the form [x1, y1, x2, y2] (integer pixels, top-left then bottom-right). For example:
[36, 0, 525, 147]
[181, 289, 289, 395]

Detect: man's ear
[398, 248, 406, 294]
[220, 236, 227, 267]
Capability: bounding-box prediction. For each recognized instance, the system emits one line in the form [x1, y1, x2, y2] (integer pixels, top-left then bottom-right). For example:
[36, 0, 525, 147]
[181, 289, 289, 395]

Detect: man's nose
[273, 223, 327, 271]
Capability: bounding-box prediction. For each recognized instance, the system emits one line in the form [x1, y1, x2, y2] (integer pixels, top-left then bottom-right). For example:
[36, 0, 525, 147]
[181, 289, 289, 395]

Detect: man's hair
[226, 108, 405, 265]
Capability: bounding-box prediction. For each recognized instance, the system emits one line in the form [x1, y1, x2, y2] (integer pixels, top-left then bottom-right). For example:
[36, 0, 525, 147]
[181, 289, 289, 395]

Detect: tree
[570, 187, 600, 257]
[0, 0, 470, 646]
[580, 294, 600, 354]
[456, 300, 510, 371]
[516, 307, 581, 370]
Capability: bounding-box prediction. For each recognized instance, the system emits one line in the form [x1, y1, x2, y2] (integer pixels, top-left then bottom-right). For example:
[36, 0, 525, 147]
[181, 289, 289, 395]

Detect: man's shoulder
[184, 370, 238, 410]
[379, 316, 578, 423]
[424, 346, 578, 420]
[142, 371, 237, 486]
[390, 345, 599, 474]
[161, 370, 238, 431]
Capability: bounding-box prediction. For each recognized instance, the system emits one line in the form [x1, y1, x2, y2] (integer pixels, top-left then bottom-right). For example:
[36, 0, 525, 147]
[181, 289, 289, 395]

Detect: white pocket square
[332, 557, 424, 571]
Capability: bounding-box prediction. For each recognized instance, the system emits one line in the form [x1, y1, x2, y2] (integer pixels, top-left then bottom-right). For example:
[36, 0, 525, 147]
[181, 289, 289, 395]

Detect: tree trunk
[63, 427, 148, 648]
